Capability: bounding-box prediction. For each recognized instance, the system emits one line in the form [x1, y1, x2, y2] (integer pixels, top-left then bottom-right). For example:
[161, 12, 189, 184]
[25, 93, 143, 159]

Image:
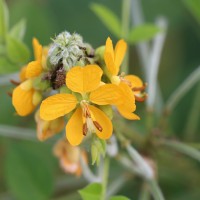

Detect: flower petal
[117, 105, 140, 120]
[114, 39, 127, 73]
[89, 84, 123, 105]
[40, 94, 77, 121]
[118, 82, 136, 112]
[66, 65, 103, 93]
[26, 61, 43, 78]
[12, 85, 35, 116]
[66, 107, 84, 146]
[33, 38, 42, 61]
[125, 75, 143, 88]
[104, 52, 118, 76]
[35, 110, 65, 141]
[19, 66, 27, 82]
[89, 105, 113, 140]
[105, 37, 114, 60]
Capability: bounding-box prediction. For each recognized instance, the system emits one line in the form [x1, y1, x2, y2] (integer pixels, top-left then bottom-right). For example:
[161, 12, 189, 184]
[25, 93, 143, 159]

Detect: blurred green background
[0, 0, 200, 199]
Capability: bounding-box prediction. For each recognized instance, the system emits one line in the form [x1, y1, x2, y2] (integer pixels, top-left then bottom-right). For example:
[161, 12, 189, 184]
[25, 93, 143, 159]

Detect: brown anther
[93, 121, 103, 132]
[132, 83, 147, 92]
[134, 93, 148, 102]
[83, 123, 88, 136]
[7, 92, 12, 97]
[82, 104, 91, 118]
[10, 79, 20, 86]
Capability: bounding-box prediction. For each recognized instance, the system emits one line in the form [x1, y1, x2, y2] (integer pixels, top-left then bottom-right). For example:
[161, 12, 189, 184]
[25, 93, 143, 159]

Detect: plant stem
[80, 155, 101, 183]
[139, 182, 151, 200]
[107, 174, 131, 197]
[121, 0, 131, 74]
[101, 156, 110, 200]
[184, 82, 200, 140]
[146, 18, 167, 111]
[161, 139, 200, 163]
[126, 144, 154, 180]
[148, 180, 165, 200]
[0, 124, 37, 141]
[115, 130, 154, 180]
[165, 66, 200, 114]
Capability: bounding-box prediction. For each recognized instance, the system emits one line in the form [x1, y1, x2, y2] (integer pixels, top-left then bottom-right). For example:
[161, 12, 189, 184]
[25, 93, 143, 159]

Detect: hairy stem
[101, 156, 110, 200]
[121, 0, 131, 74]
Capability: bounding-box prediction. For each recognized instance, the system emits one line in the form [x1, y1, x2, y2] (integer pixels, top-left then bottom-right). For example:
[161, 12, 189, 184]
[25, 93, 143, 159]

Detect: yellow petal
[104, 52, 118, 76]
[105, 37, 114, 60]
[118, 82, 136, 112]
[26, 61, 43, 78]
[89, 105, 113, 140]
[125, 75, 143, 88]
[66, 107, 84, 146]
[40, 94, 77, 121]
[20, 79, 33, 91]
[89, 84, 123, 105]
[66, 65, 103, 93]
[19, 66, 27, 82]
[33, 38, 42, 61]
[117, 105, 140, 120]
[12, 85, 35, 116]
[114, 39, 127, 73]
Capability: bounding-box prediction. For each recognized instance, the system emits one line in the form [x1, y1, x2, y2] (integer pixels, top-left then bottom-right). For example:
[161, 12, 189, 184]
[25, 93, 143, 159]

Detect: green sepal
[95, 45, 105, 62]
[59, 85, 71, 94]
[91, 136, 106, 165]
[32, 75, 50, 91]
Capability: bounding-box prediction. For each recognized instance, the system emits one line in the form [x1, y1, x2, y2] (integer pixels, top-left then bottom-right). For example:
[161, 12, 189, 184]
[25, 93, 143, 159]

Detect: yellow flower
[35, 110, 65, 141]
[40, 65, 122, 146]
[53, 139, 87, 176]
[12, 38, 44, 116]
[26, 38, 43, 78]
[104, 37, 142, 120]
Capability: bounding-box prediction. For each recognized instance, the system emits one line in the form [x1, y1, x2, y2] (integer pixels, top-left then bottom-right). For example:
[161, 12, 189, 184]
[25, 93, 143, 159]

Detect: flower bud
[91, 136, 106, 165]
[48, 31, 94, 71]
[35, 110, 65, 141]
[32, 91, 42, 106]
[95, 45, 105, 61]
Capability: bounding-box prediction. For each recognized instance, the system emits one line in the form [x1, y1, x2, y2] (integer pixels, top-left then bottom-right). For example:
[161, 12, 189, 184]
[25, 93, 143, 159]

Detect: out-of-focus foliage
[0, 0, 200, 199]
[183, 0, 200, 23]
[0, 0, 29, 74]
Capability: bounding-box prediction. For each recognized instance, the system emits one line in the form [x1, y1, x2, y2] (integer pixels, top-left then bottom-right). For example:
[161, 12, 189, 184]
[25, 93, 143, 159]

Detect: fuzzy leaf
[0, 0, 9, 42]
[90, 3, 121, 38]
[6, 35, 30, 64]
[79, 183, 102, 200]
[128, 24, 161, 44]
[10, 19, 26, 40]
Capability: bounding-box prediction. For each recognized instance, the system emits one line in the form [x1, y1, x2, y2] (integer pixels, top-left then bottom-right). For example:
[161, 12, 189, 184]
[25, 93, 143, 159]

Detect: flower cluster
[11, 31, 146, 167]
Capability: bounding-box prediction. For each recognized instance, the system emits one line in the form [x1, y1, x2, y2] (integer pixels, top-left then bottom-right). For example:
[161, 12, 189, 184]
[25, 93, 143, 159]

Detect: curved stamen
[132, 83, 147, 92]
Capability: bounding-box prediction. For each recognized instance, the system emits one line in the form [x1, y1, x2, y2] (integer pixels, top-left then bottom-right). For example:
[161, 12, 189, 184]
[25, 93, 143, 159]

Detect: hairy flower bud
[48, 31, 94, 71]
